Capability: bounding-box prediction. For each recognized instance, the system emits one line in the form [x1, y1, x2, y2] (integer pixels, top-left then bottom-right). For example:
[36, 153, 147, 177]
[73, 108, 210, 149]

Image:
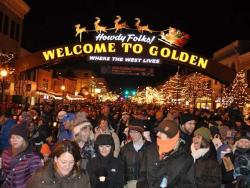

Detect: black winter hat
[180, 113, 195, 125]
[95, 134, 115, 148]
[128, 119, 145, 133]
[9, 124, 29, 142]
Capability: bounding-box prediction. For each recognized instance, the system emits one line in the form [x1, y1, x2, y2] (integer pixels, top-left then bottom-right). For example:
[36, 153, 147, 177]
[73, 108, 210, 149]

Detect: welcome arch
[16, 17, 236, 84]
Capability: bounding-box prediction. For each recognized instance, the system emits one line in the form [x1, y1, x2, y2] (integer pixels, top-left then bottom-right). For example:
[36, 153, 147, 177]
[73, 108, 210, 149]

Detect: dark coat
[26, 160, 90, 188]
[137, 142, 195, 188]
[87, 155, 124, 188]
[120, 141, 151, 183]
[194, 151, 221, 188]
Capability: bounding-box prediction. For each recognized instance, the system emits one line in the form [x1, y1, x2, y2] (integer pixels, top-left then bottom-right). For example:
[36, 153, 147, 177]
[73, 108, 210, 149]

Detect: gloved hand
[95, 167, 108, 182]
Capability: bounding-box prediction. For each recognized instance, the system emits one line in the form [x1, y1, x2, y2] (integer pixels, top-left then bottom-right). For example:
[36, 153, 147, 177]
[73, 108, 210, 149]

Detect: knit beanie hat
[10, 124, 29, 142]
[128, 119, 145, 133]
[155, 120, 179, 138]
[180, 113, 195, 125]
[194, 127, 212, 143]
[95, 134, 115, 148]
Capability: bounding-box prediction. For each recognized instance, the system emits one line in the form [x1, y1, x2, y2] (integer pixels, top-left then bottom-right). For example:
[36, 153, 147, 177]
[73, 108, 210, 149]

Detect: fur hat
[194, 127, 212, 143]
[9, 124, 29, 142]
[155, 120, 179, 138]
[180, 113, 195, 125]
[128, 119, 145, 133]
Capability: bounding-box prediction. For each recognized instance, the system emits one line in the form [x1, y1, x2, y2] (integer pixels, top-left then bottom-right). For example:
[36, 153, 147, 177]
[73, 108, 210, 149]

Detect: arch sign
[16, 16, 235, 84]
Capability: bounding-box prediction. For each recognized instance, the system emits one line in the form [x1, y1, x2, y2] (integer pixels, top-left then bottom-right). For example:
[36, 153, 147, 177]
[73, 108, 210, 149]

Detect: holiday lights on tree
[162, 71, 185, 106]
[220, 85, 233, 108]
[98, 92, 119, 102]
[183, 72, 213, 107]
[229, 70, 249, 108]
[131, 87, 164, 104]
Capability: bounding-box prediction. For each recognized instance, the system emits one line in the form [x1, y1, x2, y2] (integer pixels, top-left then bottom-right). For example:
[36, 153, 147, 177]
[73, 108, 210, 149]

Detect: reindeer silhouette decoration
[75, 24, 87, 42]
[114, 16, 129, 33]
[94, 17, 107, 33]
[135, 18, 152, 33]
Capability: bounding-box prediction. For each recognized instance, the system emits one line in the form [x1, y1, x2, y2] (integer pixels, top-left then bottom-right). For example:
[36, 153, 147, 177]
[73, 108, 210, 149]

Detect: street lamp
[0, 69, 8, 105]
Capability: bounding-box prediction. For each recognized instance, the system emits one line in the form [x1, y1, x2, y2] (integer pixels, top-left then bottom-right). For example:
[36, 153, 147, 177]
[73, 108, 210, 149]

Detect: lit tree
[183, 72, 213, 107]
[161, 71, 185, 106]
[131, 87, 165, 104]
[229, 70, 249, 108]
[220, 85, 233, 108]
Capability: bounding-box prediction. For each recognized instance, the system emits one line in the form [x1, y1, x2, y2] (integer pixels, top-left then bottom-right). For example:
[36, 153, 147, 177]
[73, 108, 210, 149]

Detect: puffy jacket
[137, 142, 195, 188]
[26, 160, 90, 188]
[1, 145, 42, 188]
[120, 141, 151, 183]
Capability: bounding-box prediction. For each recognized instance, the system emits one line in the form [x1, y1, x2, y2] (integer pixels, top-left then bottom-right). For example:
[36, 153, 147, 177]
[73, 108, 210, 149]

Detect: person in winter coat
[137, 119, 195, 188]
[1, 124, 42, 188]
[72, 121, 96, 171]
[94, 117, 120, 157]
[87, 134, 124, 188]
[179, 113, 196, 151]
[0, 109, 16, 152]
[57, 113, 75, 141]
[191, 127, 221, 188]
[120, 119, 151, 188]
[232, 132, 250, 188]
[26, 140, 91, 188]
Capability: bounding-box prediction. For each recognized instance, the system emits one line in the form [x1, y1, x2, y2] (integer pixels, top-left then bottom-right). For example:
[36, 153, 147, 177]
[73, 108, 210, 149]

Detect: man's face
[80, 126, 91, 142]
[129, 130, 142, 143]
[237, 139, 250, 149]
[182, 120, 195, 135]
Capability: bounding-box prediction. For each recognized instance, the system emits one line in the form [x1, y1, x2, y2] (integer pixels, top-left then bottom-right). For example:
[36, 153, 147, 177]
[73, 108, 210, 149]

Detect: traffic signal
[123, 89, 137, 98]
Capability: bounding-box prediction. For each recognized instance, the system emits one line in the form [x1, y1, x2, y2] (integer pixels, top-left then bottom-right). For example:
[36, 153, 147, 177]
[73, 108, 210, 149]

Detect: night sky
[22, 0, 249, 90]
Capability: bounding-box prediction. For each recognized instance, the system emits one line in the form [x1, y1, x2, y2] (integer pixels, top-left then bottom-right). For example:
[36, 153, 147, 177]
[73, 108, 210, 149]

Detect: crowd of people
[0, 101, 249, 188]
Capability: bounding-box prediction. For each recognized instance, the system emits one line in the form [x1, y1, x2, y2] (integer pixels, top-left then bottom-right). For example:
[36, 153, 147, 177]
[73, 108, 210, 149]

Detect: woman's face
[54, 152, 75, 177]
[98, 145, 111, 157]
[99, 120, 108, 131]
[192, 135, 202, 150]
[10, 134, 26, 149]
